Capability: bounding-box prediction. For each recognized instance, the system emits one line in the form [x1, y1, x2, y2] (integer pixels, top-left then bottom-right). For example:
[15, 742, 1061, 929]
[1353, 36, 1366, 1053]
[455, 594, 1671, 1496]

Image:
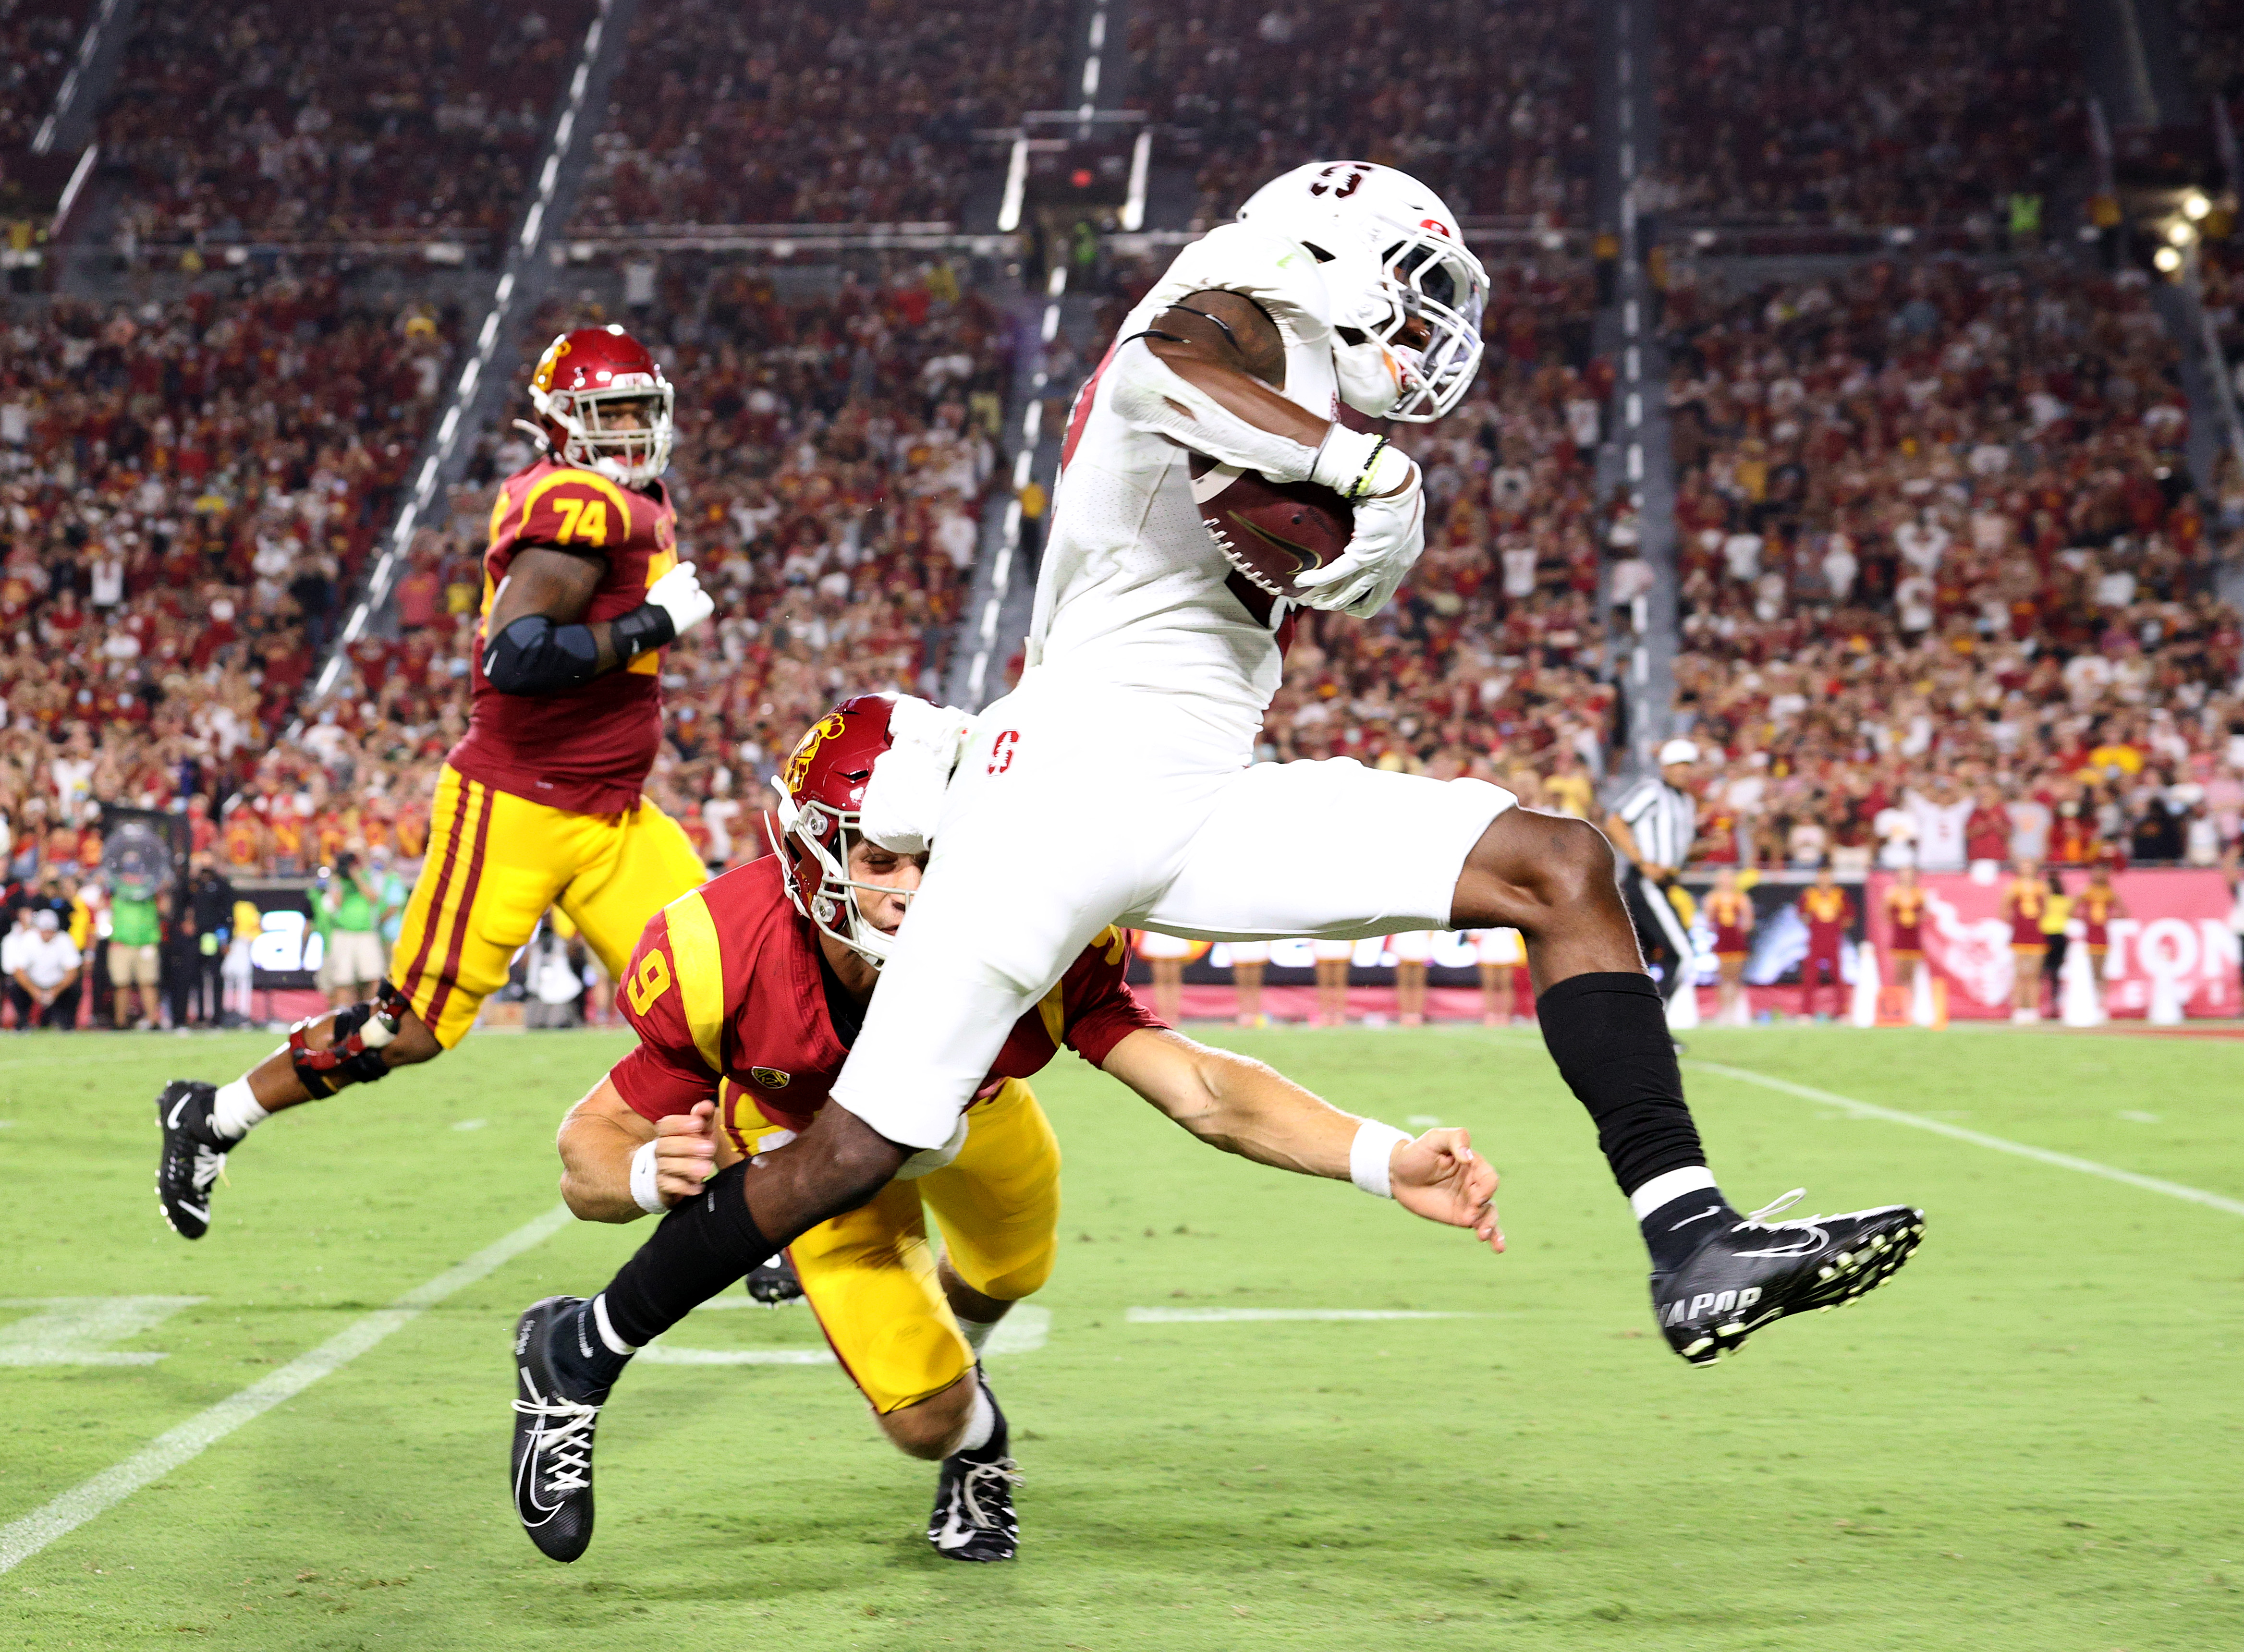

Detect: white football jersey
[1025, 222, 1343, 746]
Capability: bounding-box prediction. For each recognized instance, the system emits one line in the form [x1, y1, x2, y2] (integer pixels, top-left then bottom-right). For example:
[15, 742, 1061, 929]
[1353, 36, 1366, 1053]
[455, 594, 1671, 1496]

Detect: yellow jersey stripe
[516, 466, 634, 541]
[1036, 981, 1065, 1048]
[664, 889, 726, 1075]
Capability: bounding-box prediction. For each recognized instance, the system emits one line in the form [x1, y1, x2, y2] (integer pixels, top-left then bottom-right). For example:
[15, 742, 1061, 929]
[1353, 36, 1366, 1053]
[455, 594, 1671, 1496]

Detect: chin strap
[288, 980, 409, 1097]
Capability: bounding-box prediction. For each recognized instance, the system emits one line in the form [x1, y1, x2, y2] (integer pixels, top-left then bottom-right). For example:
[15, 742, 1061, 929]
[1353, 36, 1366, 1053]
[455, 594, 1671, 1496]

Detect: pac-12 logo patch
[750, 1067, 792, 1090]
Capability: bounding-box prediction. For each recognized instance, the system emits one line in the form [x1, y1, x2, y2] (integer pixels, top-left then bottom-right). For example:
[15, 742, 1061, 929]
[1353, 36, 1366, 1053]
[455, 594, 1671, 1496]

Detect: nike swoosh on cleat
[167, 1096, 193, 1130]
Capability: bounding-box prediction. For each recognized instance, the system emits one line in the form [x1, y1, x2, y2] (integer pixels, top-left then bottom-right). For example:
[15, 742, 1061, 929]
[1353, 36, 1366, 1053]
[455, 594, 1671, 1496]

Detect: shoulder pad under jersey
[1149, 221, 1335, 350]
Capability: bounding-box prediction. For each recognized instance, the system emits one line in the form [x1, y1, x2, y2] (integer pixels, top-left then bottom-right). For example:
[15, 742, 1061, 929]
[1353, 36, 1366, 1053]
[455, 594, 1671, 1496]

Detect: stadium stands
[1661, 256, 2242, 867]
[0, 279, 458, 889]
[1656, 0, 2083, 227]
[0, 0, 91, 154]
[569, 0, 1069, 231]
[1125, 0, 1594, 227]
[98, 0, 595, 246]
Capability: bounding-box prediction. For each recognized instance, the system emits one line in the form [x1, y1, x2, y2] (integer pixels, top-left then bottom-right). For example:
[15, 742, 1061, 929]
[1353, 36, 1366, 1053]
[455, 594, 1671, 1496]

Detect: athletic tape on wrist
[1349, 1120, 1413, 1198]
[629, 1139, 667, 1215]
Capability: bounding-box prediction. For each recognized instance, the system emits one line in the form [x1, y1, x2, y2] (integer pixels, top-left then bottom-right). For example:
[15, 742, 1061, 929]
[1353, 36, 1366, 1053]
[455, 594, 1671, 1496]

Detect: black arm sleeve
[481, 605, 678, 696]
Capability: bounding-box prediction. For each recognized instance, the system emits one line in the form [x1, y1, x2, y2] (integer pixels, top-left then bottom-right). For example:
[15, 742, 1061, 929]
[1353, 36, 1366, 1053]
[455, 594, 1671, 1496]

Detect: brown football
[1187, 453, 1354, 600]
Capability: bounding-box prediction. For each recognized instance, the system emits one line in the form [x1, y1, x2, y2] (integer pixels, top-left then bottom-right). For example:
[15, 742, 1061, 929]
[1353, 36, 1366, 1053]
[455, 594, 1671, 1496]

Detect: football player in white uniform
[516, 165, 1924, 1490]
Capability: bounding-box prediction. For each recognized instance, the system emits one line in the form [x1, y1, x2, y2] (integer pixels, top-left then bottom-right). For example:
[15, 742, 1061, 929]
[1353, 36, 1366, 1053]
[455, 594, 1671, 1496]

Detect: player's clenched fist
[1390, 1127, 1503, 1253]
[650, 1099, 719, 1205]
[646, 560, 716, 638]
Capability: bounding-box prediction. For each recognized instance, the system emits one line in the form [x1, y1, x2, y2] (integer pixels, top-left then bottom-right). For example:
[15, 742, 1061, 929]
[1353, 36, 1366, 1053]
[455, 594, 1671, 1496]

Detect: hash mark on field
[0, 1205, 571, 1575]
[1126, 1308, 1491, 1324]
[450, 1118, 488, 1131]
[2117, 1110, 2160, 1123]
[1407, 1115, 1442, 1126]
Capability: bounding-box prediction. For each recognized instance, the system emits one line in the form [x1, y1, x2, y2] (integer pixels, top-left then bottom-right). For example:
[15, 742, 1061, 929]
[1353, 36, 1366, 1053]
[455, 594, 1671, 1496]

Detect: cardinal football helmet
[764, 695, 913, 967]
[527, 325, 674, 486]
[1235, 161, 1488, 422]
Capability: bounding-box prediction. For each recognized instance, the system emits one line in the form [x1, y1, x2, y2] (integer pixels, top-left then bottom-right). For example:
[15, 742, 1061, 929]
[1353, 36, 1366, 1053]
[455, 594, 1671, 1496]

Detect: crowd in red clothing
[0, 278, 455, 885]
[98, 0, 594, 247]
[1659, 255, 2244, 872]
[1126, 0, 1592, 229]
[0, 0, 89, 155]
[1653, 0, 2083, 227]
[570, 0, 1066, 231]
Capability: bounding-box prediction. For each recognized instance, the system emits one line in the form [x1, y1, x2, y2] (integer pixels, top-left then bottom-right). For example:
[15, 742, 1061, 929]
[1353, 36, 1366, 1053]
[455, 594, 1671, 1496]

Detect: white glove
[1293, 427, 1425, 617]
[646, 560, 715, 639]
[859, 694, 978, 855]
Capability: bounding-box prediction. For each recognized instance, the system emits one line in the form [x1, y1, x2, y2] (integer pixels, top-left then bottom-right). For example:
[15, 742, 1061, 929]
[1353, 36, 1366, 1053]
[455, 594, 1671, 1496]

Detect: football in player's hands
[1188, 453, 1355, 601]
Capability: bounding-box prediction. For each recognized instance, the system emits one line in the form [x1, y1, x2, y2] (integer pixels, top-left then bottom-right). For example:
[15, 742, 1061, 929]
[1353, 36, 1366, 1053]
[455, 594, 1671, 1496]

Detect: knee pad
[287, 983, 408, 1098]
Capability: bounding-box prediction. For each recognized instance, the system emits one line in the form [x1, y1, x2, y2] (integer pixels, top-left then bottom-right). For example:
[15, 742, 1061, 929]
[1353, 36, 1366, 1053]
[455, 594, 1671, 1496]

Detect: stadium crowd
[98, 0, 594, 248]
[1127, 0, 1593, 229]
[0, 0, 89, 156]
[1653, 0, 2082, 228]
[1660, 255, 2244, 871]
[569, 0, 1067, 231]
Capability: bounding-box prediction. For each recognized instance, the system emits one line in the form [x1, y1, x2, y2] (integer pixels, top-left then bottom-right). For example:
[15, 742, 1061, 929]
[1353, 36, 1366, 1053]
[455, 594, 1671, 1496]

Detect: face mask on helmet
[537, 382, 675, 486]
[1359, 232, 1487, 422]
[526, 328, 677, 486]
[765, 792, 912, 968]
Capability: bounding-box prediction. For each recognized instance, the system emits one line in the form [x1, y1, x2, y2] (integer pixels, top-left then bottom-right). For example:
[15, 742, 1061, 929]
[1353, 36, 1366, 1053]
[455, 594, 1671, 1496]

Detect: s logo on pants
[988, 730, 1020, 775]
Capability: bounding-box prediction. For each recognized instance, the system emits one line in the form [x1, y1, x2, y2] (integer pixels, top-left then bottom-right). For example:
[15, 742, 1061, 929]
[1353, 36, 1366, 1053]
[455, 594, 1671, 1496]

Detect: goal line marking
[1126, 1308, 1494, 1324]
[0, 1204, 572, 1576]
[1683, 1059, 2244, 1219]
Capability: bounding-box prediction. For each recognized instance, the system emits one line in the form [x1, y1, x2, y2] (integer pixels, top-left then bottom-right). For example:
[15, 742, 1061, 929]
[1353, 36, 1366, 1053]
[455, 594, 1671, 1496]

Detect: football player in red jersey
[511, 697, 1503, 1565]
[156, 327, 717, 1241]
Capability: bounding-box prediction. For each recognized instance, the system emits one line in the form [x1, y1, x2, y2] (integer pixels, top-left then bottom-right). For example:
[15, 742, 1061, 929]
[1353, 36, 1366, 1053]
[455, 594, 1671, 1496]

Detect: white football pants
[828, 671, 1513, 1147]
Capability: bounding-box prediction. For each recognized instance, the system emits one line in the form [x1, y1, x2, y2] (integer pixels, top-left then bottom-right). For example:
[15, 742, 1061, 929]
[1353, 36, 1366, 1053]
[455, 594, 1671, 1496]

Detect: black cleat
[744, 1251, 805, 1307]
[511, 1297, 611, 1562]
[927, 1377, 1021, 1562]
[155, 1081, 227, 1239]
[1652, 1190, 1926, 1366]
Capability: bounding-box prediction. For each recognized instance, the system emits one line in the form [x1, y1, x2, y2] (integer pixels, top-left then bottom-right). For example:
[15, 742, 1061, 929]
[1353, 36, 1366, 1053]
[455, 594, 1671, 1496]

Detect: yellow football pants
[775, 1077, 1061, 1414]
[389, 765, 708, 1047]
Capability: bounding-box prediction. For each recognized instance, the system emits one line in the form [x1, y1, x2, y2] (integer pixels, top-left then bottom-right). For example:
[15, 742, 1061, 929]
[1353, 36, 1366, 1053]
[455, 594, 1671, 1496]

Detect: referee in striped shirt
[1605, 738, 1702, 1009]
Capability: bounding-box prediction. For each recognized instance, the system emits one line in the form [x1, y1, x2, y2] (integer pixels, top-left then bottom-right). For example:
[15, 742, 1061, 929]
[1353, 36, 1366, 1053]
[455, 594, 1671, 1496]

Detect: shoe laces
[1740, 1188, 1809, 1226]
[514, 1396, 599, 1496]
[955, 1458, 1021, 1529]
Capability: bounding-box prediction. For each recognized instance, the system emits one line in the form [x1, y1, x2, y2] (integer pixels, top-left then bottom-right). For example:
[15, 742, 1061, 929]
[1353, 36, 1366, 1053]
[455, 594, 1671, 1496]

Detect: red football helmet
[526, 324, 674, 486]
[764, 695, 915, 966]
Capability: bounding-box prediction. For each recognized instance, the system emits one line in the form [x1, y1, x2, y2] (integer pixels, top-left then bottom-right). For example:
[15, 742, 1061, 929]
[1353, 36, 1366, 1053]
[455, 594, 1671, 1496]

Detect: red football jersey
[609, 857, 1161, 1155]
[446, 459, 680, 814]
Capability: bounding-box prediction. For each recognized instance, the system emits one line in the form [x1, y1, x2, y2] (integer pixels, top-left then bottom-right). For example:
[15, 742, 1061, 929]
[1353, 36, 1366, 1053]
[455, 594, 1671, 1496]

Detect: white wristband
[629, 1139, 667, 1215]
[1349, 1120, 1413, 1198]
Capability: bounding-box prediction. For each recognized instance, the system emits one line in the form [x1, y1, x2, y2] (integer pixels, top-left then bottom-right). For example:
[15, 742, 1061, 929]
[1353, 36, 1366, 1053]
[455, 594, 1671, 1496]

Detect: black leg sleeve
[598, 1161, 776, 1348]
[1537, 971, 1706, 1196]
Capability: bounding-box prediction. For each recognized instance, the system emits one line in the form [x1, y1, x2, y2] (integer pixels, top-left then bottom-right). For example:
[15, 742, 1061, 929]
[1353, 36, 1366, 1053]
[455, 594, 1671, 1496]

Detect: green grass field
[1, 1023, 2239, 1651]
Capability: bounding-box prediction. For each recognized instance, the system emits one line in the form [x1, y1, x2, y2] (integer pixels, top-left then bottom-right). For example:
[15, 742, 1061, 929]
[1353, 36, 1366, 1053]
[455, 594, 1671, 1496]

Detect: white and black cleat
[511, 1296, 610, 1563]
[155, 1080, 228, 1239]
[744, 1251, 805, 1307]
[927, 1377, 1020, 1563]
[1652, 1191, 1926, 1366]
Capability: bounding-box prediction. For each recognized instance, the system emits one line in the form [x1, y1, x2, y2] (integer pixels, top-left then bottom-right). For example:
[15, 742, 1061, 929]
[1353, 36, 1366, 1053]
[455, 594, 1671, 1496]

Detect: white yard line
[0, 1204, 572, 1575]
[1682, 1059, 2244, 1219]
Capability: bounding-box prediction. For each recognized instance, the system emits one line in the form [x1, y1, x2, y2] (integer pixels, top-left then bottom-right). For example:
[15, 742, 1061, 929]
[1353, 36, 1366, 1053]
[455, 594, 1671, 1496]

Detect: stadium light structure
[2154, 245, 2182, 273]
[2183, 190, 2212, 220]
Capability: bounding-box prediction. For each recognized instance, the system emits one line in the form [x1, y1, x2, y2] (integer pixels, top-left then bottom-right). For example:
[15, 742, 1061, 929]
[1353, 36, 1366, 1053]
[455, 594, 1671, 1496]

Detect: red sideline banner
[1865, 869, 2239, 1019]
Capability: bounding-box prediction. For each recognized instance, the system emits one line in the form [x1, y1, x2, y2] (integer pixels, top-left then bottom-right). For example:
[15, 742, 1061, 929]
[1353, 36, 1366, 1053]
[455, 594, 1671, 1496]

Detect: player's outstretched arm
[1100, 1028, 1502, 1251]
[482, 546, 713, 696]
[556, 1076, 719, 1222]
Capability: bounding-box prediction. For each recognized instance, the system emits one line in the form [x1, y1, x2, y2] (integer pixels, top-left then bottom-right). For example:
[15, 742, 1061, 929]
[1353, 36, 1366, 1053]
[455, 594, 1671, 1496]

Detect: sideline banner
[1865, 869, 2239, 1019]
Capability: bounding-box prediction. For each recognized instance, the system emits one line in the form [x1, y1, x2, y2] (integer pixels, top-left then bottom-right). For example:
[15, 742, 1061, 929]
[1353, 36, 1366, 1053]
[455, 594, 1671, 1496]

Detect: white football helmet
[1236, 161, 1488, 422]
